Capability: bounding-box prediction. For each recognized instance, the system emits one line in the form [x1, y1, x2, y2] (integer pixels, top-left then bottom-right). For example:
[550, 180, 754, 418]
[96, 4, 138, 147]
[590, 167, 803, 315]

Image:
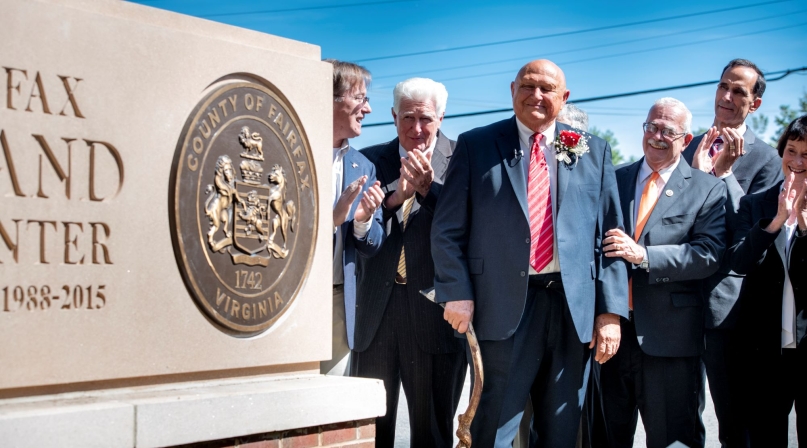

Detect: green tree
[749, 113, 768, 136]
[757, 91, 807, 145]
[589, 126, 636, 165]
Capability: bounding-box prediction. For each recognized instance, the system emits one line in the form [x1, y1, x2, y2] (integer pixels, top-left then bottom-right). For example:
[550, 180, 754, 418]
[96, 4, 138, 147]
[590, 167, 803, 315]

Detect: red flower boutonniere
[554, 130, 590, 169]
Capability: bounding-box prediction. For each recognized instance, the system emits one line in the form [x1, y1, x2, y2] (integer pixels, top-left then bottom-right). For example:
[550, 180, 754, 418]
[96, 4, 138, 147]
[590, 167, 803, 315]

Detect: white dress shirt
[516, 118, 559, 275]
[776, 214, 798, 349]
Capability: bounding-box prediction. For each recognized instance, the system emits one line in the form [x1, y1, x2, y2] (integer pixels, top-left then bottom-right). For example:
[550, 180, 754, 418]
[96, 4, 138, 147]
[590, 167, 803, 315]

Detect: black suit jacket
[617, 159, 726, 357]
[682, 128, 782, 329]
[354, 132, 461, 354]
[730, 182, 807, 353]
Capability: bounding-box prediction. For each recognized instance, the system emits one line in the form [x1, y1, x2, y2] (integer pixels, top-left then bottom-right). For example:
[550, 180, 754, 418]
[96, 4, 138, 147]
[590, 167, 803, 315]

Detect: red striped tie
[528, 133, 554, 272]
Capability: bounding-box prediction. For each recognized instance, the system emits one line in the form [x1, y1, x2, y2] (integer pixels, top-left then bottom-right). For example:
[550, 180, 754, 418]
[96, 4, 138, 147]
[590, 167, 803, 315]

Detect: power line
[412, 21, 805, 85]
[361, 67, 807, 127]
[199, 0, 415, 19]
[371, 9, 804, 82]
[355, 0, 793, 62]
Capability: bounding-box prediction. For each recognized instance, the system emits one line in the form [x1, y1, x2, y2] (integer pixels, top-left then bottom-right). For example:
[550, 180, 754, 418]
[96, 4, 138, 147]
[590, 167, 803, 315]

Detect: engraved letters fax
[170, 79, 318, 335]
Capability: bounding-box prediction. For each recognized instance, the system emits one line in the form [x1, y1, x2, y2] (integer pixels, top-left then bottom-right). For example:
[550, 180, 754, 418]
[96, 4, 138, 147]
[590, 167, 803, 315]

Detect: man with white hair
[597, 97, 727, 447]
[558, 102, 589, 131]
[353, 77, 465, 448]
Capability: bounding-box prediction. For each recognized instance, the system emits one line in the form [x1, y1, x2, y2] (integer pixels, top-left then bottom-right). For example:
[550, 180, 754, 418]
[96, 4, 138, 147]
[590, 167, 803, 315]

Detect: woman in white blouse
[730, 114, 807, 447]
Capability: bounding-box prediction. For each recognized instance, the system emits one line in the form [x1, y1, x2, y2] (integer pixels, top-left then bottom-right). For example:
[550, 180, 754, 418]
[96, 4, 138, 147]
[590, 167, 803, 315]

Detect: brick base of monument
[173, 419, 376, 448]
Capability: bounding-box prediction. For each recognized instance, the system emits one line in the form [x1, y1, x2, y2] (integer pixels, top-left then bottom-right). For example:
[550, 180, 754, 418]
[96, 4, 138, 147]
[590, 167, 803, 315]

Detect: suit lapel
[639, 160, 692, 241]
[618, 160, 642, 237]
[342, 147, 361, 192]
[378, 139, 402, 190]
[431, 131, 452, 181]
[497, 117, 529, 220]
[555, 123, 571, 209]
[730, 127, 758, 175]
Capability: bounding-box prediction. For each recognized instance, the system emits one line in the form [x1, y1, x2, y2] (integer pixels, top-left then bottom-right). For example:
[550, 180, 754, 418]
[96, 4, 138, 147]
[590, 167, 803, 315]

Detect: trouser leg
[598, 317, 640, 448]
[703, 328, 746, 447]
[528, 289, 591, 448]
[352, 285, 403, 448]
[637, 351, 704, 448]
[322, 285, 351, 375]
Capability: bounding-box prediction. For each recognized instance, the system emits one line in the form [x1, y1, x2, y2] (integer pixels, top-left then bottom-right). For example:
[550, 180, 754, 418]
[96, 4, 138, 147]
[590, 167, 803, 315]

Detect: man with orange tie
[599, 97, 727, 448]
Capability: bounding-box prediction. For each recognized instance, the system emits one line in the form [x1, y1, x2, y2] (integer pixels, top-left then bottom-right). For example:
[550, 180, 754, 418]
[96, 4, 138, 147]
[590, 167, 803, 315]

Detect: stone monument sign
[0, 0, 383, 446]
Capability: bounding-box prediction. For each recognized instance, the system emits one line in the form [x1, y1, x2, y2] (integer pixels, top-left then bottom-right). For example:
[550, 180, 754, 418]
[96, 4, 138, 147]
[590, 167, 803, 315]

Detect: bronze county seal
[170, 78, 318, 335]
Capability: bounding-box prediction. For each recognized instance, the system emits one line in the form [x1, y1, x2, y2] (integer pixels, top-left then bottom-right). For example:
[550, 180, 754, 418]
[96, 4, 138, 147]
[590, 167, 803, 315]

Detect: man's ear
[684, 133, 694, 147]
[749, 97, 762, 114]
[391, 108, 398, 125]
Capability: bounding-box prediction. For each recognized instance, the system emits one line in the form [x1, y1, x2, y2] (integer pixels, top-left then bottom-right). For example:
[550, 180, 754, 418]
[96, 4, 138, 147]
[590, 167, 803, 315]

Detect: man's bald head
[511, 59, 570, 133]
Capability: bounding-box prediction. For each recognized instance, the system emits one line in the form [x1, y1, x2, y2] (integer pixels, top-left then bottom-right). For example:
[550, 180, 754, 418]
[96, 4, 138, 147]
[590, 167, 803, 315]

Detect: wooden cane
[455, 322, 483, 448]
[420, 288, 484, 448]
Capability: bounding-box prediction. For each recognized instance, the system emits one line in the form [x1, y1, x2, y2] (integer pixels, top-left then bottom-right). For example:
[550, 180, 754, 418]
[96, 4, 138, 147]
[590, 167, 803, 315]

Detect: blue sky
[131, 0, 807, 159]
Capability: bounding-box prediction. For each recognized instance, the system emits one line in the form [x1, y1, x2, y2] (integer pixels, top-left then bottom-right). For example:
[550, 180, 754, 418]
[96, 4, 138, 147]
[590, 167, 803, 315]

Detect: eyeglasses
[334, 95, 370, 105]
[642, 122, 687, 140]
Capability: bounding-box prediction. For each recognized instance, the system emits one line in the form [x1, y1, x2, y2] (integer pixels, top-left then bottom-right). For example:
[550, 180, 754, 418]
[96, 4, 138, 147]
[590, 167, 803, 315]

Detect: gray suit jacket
[682, 127, 781, 329]
[432, 117, 628, 343]
[617, 158, 727, 357]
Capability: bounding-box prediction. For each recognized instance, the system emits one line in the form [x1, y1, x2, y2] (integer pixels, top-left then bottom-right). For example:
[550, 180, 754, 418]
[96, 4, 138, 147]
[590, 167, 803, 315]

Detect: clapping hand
[714, 127, 744, 176]
[334, 176, 367, 227]
[354, 181, 384, 223]
[691, 126, 743, 177]
[400, 149, 434, 198]
[386, 173, 417, 209]
[767, 172, 800, 233]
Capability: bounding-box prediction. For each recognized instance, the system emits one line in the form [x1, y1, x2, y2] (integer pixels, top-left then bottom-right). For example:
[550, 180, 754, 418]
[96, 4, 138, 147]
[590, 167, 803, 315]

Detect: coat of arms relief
[204, 126, 296, 267]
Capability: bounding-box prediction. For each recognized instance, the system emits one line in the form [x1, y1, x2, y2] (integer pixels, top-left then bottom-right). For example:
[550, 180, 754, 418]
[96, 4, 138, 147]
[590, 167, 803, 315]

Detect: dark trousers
[597, 318, 704, 448]
[351, 283, 466, 448]
[702, 328, 748, 448]
[468, 278, 591, 448]
[743, 342, 806, 447]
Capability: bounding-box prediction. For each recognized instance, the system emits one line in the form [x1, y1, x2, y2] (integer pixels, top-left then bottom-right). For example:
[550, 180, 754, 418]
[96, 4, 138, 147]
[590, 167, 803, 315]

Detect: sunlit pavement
[393, 367, 798, 447]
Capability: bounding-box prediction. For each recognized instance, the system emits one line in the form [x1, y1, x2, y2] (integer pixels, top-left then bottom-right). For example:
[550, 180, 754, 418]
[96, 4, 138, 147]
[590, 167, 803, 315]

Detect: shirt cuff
[353, 218, 371, 238]
[718, 171, 732, 180]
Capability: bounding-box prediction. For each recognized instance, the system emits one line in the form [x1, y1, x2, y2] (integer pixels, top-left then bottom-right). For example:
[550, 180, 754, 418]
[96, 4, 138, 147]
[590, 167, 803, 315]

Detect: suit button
[520, 271, 526, 277]
[525, 238, 530, 244]
[368, 239, 374, 245]
[663, 278, 669, 282]
[385, 281, 390, 287]
[655, 278, 661, 283]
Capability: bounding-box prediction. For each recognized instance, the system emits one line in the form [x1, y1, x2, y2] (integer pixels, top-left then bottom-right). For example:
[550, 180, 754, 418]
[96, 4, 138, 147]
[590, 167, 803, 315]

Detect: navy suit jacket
[431, 117, 628, 343]
[616, 159, 727, 357]
[682, 127, 781, 329]
[338, 146, 384, 349]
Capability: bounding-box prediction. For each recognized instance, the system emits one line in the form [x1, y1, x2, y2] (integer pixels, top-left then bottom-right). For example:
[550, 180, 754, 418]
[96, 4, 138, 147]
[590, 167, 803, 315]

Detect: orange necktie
[629, 171, 660, 309]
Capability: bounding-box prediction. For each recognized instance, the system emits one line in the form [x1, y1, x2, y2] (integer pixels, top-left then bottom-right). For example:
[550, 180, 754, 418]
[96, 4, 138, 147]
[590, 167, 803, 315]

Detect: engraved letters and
[170, 79, 317, 335]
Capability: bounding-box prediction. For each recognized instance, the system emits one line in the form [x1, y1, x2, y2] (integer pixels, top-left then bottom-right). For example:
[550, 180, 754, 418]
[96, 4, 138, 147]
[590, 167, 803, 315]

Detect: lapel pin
[665, 189, 674, 197]
[351, 162, 358, 168]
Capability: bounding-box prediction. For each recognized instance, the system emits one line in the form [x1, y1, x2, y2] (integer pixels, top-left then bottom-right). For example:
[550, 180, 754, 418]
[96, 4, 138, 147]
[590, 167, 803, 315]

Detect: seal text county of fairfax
[170, 79, 318, 335]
